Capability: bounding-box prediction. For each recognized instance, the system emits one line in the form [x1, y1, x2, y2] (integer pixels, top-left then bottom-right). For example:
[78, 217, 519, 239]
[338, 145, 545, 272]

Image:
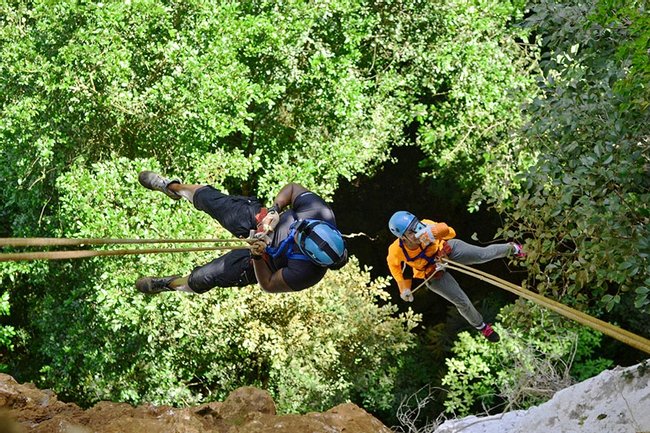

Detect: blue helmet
[296, 220, 347, 268]
[388, 211, 425, 238]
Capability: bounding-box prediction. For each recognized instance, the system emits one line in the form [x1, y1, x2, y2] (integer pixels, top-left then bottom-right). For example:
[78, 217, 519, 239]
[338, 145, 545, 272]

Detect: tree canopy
[494, 0, 650, 319]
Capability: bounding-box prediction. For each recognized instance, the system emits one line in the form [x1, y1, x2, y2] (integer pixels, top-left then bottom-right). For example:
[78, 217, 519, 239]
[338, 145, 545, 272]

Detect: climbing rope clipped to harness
[0, 223, 351, 266]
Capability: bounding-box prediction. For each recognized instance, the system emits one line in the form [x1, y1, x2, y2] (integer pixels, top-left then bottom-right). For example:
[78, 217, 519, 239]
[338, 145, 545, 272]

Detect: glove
[416, 223, 451, 246]
[415, 226, 436, 246]
[249, 238, 268, 257]
[400, 289, 414, 302]
[258, 205, 280, 233]
[248, 230, 270, 258]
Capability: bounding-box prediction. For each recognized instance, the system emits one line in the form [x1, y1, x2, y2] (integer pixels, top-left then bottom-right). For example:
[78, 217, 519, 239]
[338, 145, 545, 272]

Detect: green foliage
[0, 291, 15, 346]
[404, 0, 538, 208]
[491, 0, 650, 320]
[7, 158, 417, 413]
[594, 0, 650, 111]
[4, 0, 642, 420]
[0, 0, 408, 223]
[0, 0, 541, 418]
[385, 324, 449, 426]
[441, 301, 612, 416]
[0, 291, 16, 372]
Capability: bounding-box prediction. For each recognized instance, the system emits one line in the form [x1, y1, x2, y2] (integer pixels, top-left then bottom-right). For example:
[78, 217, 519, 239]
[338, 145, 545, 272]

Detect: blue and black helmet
[388, 211, 425, 238]
[296, 220, 348, 268]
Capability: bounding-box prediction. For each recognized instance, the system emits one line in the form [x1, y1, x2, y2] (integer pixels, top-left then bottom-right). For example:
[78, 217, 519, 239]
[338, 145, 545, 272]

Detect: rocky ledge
[0, 375, 391, 433]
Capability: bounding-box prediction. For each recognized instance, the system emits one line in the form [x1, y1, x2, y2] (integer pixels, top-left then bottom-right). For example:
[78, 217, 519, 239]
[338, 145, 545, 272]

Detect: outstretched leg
[136, 275, 194, 294]
[426, 272, 500, 342]
[446, 239, 514, 265]
[136, 250, 256, 295]
[138, 170, 262, 237]
[426, 272, 484, 328]
[168, 183, 204, 203]
[138, 170, 204, 203]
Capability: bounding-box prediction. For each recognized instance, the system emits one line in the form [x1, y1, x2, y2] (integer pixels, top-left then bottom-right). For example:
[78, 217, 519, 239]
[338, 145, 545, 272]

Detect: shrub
[441, 301, 612, 416]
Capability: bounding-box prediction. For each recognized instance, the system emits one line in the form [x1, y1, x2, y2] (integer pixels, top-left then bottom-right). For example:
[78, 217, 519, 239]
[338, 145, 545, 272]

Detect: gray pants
[425, 239, 512, 327]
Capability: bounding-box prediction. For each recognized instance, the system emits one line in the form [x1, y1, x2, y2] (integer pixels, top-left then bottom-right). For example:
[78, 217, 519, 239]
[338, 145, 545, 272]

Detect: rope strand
[0, 237, 244, 247]
[3, 236, 648, 353]
[439, 259, 650, 354]
[0, 245, 250, 262]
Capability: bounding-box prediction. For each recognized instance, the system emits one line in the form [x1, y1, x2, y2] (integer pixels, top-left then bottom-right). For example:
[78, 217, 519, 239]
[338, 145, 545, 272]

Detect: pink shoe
[511, 242, 526, 258]
[480, 323, 500, 342]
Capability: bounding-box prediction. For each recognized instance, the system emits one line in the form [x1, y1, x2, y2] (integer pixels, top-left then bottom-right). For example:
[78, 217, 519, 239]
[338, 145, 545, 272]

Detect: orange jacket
[386, 219, 456, 294]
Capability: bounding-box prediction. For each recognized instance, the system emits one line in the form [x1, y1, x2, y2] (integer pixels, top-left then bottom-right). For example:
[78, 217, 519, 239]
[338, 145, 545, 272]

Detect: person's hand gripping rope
[248, 205, 281, 259]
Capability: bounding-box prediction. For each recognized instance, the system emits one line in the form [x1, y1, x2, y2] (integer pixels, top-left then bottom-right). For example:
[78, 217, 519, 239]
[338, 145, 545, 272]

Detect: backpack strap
[265, 220, 312, 262]
[399, 240, 438, 266]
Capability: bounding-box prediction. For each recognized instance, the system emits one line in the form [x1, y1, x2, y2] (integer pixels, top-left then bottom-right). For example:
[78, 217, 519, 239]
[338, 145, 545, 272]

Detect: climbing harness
[264, 222, 311, 262]
[399, 241, 438, 266]
[399, 240, 450, 279]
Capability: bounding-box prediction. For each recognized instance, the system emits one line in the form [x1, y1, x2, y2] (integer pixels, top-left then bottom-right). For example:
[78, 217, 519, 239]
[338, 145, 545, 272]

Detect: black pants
[187, 186, 263, 293]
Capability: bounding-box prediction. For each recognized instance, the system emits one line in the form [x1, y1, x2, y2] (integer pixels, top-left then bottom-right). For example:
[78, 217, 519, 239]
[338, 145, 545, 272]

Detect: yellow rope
[4, 236, 648, 353]
[0, 237, 243, 247]
[0, 237, 252, 262]
[0, 245, 251, 262]
[431, 259, 650, 354]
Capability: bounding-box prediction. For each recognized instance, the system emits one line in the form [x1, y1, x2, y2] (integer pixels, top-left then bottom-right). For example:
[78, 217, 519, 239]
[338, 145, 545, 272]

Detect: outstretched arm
[270, 183, 309, 211]
[257, 183, 309, 233]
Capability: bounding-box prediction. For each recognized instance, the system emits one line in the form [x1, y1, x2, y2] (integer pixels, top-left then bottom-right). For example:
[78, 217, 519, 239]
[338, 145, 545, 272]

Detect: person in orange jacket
[386, 211, 525, 342]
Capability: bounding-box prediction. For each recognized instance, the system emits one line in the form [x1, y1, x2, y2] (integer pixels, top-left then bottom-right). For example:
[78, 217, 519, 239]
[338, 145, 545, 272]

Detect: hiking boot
[480, 323, 500, 343]
[138, 171, 182, 200]
[511, 242, 526, 259]
[136, 275, 180, 294]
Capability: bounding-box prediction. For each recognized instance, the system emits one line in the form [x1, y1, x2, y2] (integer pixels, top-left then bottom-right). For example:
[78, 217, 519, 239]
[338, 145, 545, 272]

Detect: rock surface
[0, 375, 392, 433]
[434, 362, 650, 433]
[2, 362, 649, 433]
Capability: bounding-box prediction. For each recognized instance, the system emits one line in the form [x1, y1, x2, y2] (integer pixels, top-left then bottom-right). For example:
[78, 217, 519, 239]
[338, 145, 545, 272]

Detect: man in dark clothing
[135, 171, 348, 294]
